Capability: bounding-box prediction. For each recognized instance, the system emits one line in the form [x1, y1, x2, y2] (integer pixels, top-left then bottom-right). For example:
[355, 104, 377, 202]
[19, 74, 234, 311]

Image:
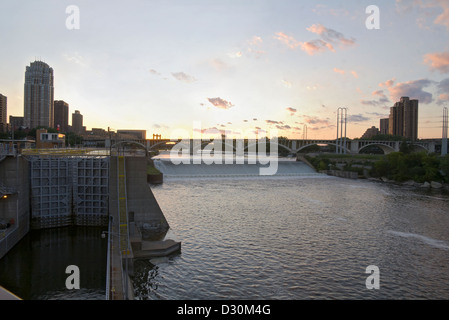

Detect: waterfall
[153, 154, 320, 179]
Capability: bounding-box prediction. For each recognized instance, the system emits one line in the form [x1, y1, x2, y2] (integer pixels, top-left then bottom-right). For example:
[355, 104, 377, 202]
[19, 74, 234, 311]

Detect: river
[131, 157, 449, 299]
[1, 157, 449, 300]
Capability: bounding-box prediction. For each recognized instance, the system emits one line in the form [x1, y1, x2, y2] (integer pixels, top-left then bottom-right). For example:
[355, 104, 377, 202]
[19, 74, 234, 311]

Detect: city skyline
[1, 1, 449, 139]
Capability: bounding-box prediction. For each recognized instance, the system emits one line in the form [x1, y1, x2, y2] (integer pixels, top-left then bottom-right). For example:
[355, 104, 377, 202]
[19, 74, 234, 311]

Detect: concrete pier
[107, 156, 180, 299]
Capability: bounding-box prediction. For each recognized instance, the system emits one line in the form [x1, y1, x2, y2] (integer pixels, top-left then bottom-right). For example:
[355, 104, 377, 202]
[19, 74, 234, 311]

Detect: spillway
[153, 156, 321, 178]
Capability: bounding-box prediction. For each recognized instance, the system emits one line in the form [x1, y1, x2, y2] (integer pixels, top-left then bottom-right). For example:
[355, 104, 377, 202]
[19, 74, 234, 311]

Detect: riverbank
[304, 152, 449, 192]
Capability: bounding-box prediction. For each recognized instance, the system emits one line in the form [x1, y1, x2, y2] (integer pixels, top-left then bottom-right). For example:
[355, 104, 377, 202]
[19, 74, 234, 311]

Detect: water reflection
[0, 226, 107, 300]
[138, 176, 449, 300]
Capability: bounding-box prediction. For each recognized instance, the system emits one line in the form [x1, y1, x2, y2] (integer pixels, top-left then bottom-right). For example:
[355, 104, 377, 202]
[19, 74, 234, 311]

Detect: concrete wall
[0, 156, 30, 259]
[109, 156, 169, 240]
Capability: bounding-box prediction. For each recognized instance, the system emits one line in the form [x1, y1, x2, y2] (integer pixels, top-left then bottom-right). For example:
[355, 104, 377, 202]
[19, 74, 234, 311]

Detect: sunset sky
[0, 0, 448, 139]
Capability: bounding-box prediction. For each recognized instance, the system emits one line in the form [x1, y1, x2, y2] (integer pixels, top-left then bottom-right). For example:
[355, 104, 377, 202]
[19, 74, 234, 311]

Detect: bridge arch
[358, 143, 396, 154]
[409, 143, 429, 153]
[294, 142, 350, 154]
[111, 140, 148, 152]
[148, 140, 174, 150]
[244, 142, 293, 154]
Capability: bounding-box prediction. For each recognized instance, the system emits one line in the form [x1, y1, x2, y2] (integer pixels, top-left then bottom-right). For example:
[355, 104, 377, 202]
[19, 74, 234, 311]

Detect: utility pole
[336, 108, 347, 154]
[443, 107, 448, 156]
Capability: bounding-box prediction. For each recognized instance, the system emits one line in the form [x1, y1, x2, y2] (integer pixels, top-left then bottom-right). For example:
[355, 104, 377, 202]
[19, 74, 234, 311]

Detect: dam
[0, 147, 180, 300]
[153, 153, 320, 179]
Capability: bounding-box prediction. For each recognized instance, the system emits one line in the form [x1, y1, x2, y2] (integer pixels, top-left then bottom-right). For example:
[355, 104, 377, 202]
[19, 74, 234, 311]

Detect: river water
[131, 158, 449, 300]
[1, 157, 449, 300]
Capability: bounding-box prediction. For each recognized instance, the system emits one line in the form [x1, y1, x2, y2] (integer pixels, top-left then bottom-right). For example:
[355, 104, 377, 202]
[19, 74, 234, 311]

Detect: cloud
[276, 25, 355, 56]
[306, 24, 356, 47]
[333, 68, 358, 78]
[210, 58, 229, 71]
[265, 120, 283, 125]
[348, 114, 371, 122]
[228, 51, 242, 58]
[276, 124, 292, 130]
[149, 69, 161, 76]
[207, 97, 234, 109]
[172, 72, 196, 83]
[300, 39, 335, 55]
[396, 0, 449, 30]
[153, 123, 169, 129]
[424, 51, 449, 74]
[304, 116, 330, 126]
[281, 79, 292, 88]
[63, 52, 86, 67]
[380, 78, 434, 104]
[274, 32, 301, 49]
[333, 67, 345, 75]
[246, 35, 265, 58]
[286, 107, 297, 115]
[361, 90, 390, 106]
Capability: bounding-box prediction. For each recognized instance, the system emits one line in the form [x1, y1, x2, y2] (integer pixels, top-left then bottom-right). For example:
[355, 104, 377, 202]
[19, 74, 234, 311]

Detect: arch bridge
[107, 138, 437, 155]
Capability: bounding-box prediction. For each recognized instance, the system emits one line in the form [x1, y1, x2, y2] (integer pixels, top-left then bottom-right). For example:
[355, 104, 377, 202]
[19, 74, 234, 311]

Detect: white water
[153, 155, 320, 178]
[387, 230, 449, 251]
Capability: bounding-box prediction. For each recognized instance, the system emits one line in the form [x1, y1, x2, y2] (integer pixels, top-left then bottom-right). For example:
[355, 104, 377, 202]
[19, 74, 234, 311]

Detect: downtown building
[24, 60, 54, 129]
[54, 100, 69, 133]
[388, 97, 418, 141]
[71, 110, 84, 134]
[0, 94, 6, 133]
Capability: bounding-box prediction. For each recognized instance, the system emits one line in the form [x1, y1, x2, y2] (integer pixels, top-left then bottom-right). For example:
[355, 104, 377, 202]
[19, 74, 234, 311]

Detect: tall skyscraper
[379, 118, 389, 135]
[24, 60, 54, 129]
[54, 100, 69, 133]
[388, 97, 418, 140]
[72, 110, 83, 134]
[0, 94, 6, 132]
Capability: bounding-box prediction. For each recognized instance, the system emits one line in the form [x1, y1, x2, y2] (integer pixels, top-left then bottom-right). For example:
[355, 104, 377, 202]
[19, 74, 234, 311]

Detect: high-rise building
[361, 126, 380, 139]
[24, 60, 54, 129]
[72, 110, 83, 134]
[0, 94, 6, 133]
[388, 97, 418, 140]
[54, 100, 69, 133]
[380, 118, 389, 135]
[9, 116, 24, 129]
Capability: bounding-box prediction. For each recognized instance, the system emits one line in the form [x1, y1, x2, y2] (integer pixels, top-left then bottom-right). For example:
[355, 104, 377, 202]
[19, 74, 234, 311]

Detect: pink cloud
[286, 107, 297, 115]
[333, 67, 345, 75]
[306, 23, 356, 47]
[379, 78, 434, 104]
[207, 97, 235, 109]
[424, 51, 449, 74]
[300, 39, 334, 55]
[274, 32, 300, 49]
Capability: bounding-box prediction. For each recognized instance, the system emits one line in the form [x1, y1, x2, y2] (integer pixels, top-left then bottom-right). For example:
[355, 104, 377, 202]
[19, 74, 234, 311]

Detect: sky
[0, 0, 448, 140]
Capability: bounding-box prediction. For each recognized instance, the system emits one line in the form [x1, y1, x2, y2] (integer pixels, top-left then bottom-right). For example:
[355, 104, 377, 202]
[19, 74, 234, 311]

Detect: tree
[439, 154, 449, 183]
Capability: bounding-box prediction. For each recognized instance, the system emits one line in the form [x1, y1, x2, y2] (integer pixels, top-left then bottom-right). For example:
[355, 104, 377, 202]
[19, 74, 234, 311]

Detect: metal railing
[117, 155, 131, 299]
